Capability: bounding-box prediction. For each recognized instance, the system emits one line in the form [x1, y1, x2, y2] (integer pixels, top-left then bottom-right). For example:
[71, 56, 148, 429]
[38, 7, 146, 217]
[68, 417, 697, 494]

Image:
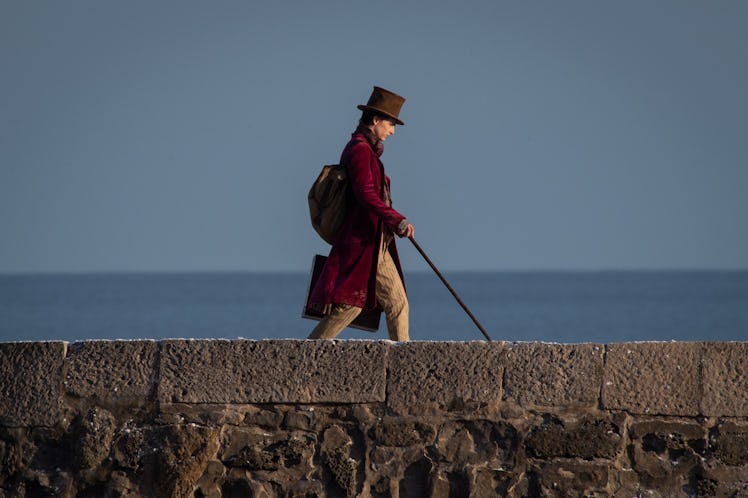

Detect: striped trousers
[307, 245, 409, 341]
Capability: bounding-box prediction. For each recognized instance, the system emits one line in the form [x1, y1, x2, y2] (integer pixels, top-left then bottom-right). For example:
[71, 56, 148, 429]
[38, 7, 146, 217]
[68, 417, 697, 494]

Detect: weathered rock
[531, 461, 610, 498]
[289, 478, 325, 498]
[283, 409, 319, 431]
[504, 342, 604, 408]
[626, 419, 707, 496]
[158, 339, 388, 404]
[228, 435, 314, 476]
[0, 341, 65, 427]
[609, 468, 643, 498]
[710, 421, 748, 467]
[472, 467, 513, 498]
[0, 437, 18, 479]
[702, 342, 748, 417]
[429, 472, 451, 498]
[370, 474, 392, 498]
[629, 443, 671, 483]
[142, 424, 220, 498]
[602, 342, 702, 416]
[26, 426, 72, 473]
[436, 424, 474, 465]
[19, 469, 75, 497]
[221, 473, 257, 498]
[386, 341, 506, 415]
[111, 425, 145, 470]
[629, 419, 706, 463]
[465, 420, 518, 465]
[693, 465, 748, 498]
[106, 470, 140, 498]
[399, 457, 432, 498]
[75, 406, 116, 469]
[64, 340, 158, 407]
[320, 425, 358, 497]
[435, 419, 518, 468]
[442, 471, 470, 498]
[243, 407, 285, 429]
[194, 460, 225, 498]
[3, 339, 748, 497]
[370, 418, 436, 447]
[525, 415, 621, 460]
[220, 426, 271, 464]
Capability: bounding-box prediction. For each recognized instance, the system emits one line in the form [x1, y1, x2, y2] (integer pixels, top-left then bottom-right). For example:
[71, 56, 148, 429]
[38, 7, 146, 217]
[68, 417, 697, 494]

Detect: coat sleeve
[345, 142, 406, 232]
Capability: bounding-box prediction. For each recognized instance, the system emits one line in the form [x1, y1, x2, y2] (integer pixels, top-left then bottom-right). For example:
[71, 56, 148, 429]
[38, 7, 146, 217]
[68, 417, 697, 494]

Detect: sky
[1, 1, 747, 273]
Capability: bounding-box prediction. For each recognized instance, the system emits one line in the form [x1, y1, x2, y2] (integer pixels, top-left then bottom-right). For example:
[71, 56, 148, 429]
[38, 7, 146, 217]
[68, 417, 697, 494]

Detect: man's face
[371, 116, 396, 141]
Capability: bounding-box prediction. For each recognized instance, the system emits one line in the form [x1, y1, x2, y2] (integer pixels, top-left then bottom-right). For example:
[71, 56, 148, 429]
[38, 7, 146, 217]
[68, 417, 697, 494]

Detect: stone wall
[1, 339, 748, 497]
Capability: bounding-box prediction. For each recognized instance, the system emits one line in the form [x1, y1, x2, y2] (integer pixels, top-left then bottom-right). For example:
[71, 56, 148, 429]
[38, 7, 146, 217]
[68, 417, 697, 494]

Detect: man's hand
[400, 223, 415, 238]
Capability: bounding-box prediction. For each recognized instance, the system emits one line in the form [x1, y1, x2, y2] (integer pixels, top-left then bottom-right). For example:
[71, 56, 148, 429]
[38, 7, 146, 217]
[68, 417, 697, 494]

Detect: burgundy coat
[308, 128, 407, 310]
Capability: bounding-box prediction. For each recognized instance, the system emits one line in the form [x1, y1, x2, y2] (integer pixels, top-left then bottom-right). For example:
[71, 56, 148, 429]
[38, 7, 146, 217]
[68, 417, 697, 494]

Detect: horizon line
[2, 267, 748, 277]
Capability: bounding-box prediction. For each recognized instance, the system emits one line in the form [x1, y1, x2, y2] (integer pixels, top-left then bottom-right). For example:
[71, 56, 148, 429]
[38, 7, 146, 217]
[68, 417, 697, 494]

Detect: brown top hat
[357, 86, 406, 125]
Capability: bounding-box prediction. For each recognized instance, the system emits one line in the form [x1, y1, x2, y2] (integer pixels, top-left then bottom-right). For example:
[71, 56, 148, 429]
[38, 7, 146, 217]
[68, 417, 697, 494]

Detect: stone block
[628, 419, 707, 479]
[370, 418, 436, 448]
[710, 421, 748, 467]
[525, 415, 621, 460]
[75, 407, 117, 469]
[0, 342, 65, 427]
[702, 342, 748, 417]
[158, 339, 388, 404]
[144, 424, 221, 498]
[320, 425, 359, 497]
[602, 342, 701, 416]
[629, 419, 706, 452]
[532, 461, 610, 497]
[386, 341, 506, 416]
[64, 340, 158, 404]
[503, 342, 604, 408]
[434, 419, 518, 467]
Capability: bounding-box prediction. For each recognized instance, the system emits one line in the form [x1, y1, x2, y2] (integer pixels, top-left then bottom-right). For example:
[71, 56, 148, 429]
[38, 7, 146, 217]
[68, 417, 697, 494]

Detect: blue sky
[2, 1, 747, 272]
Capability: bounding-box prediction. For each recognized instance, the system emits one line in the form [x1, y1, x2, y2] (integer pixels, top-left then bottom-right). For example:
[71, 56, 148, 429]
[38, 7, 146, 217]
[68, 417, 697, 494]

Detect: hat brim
[357, 105, 404, 126]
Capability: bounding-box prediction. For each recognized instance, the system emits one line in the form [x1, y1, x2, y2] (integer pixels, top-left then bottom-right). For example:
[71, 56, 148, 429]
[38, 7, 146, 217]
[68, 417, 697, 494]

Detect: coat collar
[353, 125, 384, 157]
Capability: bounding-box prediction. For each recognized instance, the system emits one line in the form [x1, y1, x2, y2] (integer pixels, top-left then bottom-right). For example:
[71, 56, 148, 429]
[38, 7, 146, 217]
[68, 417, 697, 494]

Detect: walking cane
[408, 237, 493, 341]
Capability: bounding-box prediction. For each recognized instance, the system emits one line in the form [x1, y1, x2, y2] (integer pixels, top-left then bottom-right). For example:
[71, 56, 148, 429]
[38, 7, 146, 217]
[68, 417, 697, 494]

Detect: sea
[1, 271, 747, 344]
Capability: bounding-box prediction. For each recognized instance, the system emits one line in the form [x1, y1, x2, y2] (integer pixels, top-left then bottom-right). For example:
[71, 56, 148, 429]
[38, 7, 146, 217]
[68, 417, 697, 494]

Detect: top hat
[357, 86, 406, 125]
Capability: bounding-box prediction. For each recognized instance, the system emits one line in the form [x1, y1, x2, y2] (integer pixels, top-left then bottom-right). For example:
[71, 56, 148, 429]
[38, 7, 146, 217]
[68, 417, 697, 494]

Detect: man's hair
[359, 110, 389, 126]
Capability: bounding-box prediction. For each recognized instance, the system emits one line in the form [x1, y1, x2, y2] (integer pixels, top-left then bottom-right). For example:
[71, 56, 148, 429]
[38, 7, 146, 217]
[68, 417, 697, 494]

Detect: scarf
[354, 124, 384, 157]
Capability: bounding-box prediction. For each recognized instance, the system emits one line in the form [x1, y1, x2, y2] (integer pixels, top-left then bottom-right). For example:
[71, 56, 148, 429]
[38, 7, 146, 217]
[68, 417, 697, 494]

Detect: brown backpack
[308, 163, 349, 244]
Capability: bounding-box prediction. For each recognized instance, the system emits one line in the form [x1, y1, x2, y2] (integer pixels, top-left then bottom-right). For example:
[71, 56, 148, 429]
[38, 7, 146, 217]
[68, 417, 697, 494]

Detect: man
[307, 86, 414, 341]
